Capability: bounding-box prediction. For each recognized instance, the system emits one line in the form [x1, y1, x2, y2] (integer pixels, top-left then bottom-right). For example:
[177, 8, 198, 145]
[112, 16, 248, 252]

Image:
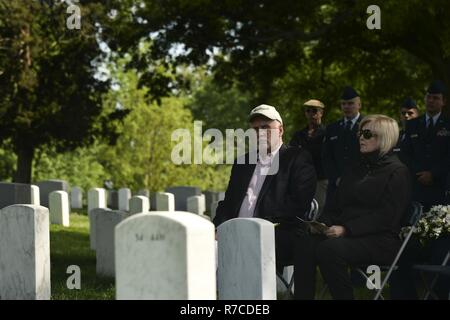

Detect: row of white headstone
[86, 188, 223, 218]
[71, 187, 148, 211]
[0, 204, 277, 300]
[88, 192, 206, 251]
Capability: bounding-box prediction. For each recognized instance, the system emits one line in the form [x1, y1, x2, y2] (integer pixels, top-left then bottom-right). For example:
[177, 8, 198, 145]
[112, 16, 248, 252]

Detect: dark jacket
[319, 152, 412, 238]
[400, 114, 450, 208]
[446, 173, 450, 205]
[322, 115, 364, 184]
[213, 144, 317, 227]
[446, 140, 450, 205]
[393, 128, 407, 164]
[289, 125, 326, 180]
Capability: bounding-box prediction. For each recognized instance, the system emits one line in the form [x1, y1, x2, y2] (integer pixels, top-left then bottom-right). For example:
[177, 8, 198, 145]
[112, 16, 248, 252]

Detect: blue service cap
[341, 86, 359, 100]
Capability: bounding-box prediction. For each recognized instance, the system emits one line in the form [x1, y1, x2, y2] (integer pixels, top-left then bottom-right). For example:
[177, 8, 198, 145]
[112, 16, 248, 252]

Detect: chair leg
[421, 272, 442, 300]
[276, 269, 294, 299]
[318, 284, 328, 299]
[422, 251, 450, 300]
[288, 272, 295, 296]
[354, 268, 385, 300]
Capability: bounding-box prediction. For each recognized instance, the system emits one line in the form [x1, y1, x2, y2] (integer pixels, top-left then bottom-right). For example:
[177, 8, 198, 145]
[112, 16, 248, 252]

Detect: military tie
[345, 119, 353, 132]
[426, 117, 435, 142]
[343, 120, 353, 157]
[428, 117, 434, 129]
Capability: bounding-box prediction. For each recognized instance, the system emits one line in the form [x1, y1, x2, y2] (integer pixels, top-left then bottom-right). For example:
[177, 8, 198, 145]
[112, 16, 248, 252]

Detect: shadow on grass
[50, 214, 115, 300]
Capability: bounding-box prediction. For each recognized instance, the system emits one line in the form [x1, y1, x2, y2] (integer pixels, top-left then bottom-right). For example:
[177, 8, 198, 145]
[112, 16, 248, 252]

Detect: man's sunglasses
[305, 108, 321, 114]
[358, 129, 377, 139]
[401, 111, 416, 116]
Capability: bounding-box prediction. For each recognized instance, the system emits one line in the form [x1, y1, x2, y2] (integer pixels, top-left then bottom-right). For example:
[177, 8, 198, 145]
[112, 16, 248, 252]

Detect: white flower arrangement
[400, 205, 450, 243]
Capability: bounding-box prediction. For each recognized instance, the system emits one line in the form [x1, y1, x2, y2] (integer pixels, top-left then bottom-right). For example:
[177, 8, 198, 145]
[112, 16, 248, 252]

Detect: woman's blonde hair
[359, 114, 399, 156]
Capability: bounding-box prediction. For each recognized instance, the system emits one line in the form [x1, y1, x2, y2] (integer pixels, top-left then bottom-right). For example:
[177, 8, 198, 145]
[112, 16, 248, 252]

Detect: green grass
[49, 209, 387, 300]
[50, 209, 115, 300]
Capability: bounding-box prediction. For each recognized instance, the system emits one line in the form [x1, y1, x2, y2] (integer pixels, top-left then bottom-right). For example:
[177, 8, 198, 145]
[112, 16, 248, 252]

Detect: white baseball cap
[248, 104, 283, 125]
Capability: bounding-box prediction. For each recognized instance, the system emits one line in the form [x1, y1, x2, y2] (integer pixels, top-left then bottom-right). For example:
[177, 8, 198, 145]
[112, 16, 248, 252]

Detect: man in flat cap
[391, 80, 450, 300]
[322, 86, 364, 210]
[394, 97, 420, 161]
[214, 104, 317, 299]
[290, 99, 327, 214]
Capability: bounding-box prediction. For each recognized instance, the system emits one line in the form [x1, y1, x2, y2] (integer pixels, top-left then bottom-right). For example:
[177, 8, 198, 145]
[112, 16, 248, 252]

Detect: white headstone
[89, 207, 111, 250]
[118, 188, 131, 211]
[88, 188, 106, 214]
[0, 205, 51, 300]
[96, 210, 128, 277]
[70, 186, 83, 209]
[129, 196, 150, 215]
[218, 192, 225, 201]
[155, 192, 175, 211]
[217, 218, 276, 300]
[35, 180, 69, 208]
[210, 201, 219, 221]
[115, 211, 216, 300]
[30, 185, 40, 206]
[165, 186, 201, 211]
[49, 191, 70, 227]
[186, 195, 206, 215]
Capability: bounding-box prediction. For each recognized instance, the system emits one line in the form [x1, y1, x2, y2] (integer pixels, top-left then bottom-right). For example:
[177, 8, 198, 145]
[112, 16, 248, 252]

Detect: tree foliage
[0, 0, 128, 182]
[112, 0, 449, 118]
[98, 61, 231, 191]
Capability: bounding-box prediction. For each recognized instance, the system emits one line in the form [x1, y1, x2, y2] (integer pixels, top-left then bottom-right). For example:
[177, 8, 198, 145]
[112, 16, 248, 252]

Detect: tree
[111, 0, 450, 116]
[188, 77, 254, 133]
[0, 142, 16, 182]
[32, 143, 108, 193]
[0, 0, 127, 183]
[98, 61, 231, 191]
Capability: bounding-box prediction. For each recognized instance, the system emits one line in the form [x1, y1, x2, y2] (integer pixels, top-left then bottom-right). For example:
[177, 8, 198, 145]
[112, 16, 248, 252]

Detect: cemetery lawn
[50, 209, 115, 300]
[49, 210, 382, 300]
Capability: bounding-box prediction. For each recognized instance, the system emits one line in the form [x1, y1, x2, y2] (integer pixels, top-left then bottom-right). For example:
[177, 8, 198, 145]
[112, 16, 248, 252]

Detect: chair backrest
[403, 201, 423, 227]
[305, 198, 319, 221]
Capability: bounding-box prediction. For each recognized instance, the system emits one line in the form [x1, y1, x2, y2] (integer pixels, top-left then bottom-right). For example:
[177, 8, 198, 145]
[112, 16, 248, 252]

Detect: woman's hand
[325, 225, 346, 238]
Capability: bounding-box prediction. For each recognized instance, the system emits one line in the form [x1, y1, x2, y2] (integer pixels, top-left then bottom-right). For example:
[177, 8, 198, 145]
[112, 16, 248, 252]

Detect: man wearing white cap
[213, 104, 317, 299]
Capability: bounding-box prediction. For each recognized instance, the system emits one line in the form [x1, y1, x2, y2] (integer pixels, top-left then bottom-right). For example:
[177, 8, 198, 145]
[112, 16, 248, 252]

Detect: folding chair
[413, 250, 450, 300]
[305, 198, 320, 221]
[276, 199, 320, 298]
[319, 201, 423, 300]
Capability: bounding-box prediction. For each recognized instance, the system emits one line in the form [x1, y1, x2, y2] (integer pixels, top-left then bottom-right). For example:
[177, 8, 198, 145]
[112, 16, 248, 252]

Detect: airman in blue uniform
[401, 80, 450, 210]
[322, 86, 364, 209]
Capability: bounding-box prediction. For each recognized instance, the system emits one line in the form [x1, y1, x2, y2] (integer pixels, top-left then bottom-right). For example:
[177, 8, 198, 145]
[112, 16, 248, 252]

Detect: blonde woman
[295, 115, 412, 300]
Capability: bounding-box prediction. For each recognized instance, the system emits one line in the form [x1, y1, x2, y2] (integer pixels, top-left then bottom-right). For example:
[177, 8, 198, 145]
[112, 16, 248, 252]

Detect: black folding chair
[413, 250, 450, 300]
[319, 201, 423, 300]
[276, 199, 320, 298]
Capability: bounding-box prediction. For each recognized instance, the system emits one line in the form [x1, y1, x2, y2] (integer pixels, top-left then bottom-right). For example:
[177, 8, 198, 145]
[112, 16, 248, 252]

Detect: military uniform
[322, 87, 364, 211]
[391, 81, 450, 300]
[445, 134, 450, 205]
[393, 118, 450, 299]
[322, 115, 364, 188]
[394, 97, 420, 164]
[401, 114, 450, 210]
